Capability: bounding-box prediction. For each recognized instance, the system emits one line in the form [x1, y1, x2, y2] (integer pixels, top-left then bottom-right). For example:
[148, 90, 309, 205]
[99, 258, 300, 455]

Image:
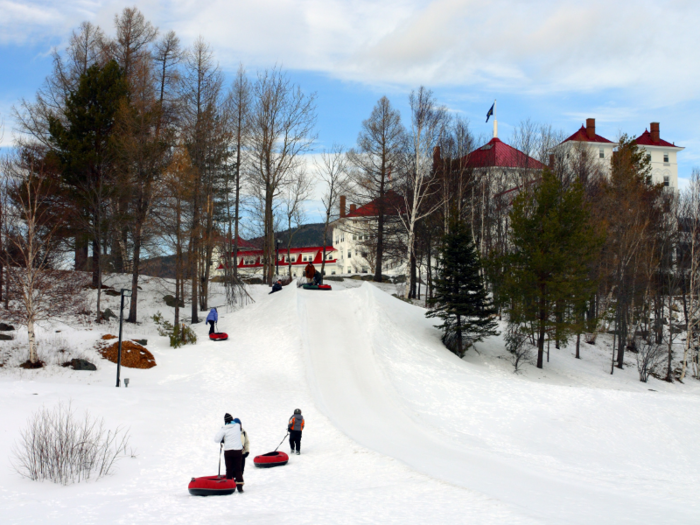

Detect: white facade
[637, 145, 682, 189]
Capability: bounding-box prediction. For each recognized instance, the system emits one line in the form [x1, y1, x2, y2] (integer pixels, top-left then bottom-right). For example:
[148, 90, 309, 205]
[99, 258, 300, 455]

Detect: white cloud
[3, 0, 699, 106]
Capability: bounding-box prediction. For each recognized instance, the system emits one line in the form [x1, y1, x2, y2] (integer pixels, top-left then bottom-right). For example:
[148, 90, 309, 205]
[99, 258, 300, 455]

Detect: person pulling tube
[213, 413, 245, 492]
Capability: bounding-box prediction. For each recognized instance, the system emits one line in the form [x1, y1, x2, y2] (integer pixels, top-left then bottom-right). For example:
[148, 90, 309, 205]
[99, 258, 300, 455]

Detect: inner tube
[209, 333, 228, 341]
[254, 451, 289, 468]
[302, 284, 332, 290]
[188, 475, 236, 496]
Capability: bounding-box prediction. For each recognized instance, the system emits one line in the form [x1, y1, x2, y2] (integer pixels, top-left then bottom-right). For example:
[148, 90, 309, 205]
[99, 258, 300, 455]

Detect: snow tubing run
[254, 451, 289, 468]
[188, 475, 236, 496]
[302, 284, 332, 291]
[209, 333, 228, 341]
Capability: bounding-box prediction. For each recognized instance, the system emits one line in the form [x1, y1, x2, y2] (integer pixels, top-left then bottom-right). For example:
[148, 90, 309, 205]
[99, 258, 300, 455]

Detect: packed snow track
[299, 283, 700, 524]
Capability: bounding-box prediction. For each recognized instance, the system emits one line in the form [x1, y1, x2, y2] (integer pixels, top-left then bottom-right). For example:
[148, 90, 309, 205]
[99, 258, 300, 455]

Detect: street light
[116, 288, 132, 388]
[276, 239, 281, 278]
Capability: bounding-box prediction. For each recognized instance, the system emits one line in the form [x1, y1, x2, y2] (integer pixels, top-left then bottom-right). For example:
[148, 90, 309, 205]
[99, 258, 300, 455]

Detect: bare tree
[278, 168, 311, 278]
[179, 37, 229, 321]
[315, 145, 349, 276]
[1, 146, 88, 366]
[247, 67, 316, 285]
[399, 87, 448, 299]
[226, 64, 251, 281]
[347, 96, 404, 282]
[679, 169, 700, 380]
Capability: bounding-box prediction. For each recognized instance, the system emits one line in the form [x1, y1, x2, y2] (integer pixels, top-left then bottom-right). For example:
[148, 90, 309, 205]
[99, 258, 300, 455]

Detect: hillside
[0, 278, 699, 524]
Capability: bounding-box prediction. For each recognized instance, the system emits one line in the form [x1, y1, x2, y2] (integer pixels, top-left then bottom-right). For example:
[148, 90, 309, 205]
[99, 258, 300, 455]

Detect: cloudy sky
[1, 0, 699, 185]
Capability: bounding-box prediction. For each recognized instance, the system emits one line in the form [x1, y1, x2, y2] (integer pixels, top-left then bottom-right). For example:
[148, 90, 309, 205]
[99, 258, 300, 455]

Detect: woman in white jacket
[213, 413, 244, 492]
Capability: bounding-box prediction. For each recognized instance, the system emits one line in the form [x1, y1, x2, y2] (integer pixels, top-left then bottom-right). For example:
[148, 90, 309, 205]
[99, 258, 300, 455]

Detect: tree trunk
[537, 290, 546, 369]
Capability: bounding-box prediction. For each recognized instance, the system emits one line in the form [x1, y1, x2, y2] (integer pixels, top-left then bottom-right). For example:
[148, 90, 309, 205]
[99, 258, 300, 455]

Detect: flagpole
[493, 99, 498, 139]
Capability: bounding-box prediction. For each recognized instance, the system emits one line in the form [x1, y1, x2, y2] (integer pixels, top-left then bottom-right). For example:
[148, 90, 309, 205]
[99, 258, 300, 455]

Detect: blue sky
[2, 0, 699, 194]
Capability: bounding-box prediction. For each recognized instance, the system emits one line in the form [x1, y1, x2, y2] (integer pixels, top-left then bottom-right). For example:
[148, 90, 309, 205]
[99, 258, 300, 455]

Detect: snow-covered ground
[1, 277, 699, 524]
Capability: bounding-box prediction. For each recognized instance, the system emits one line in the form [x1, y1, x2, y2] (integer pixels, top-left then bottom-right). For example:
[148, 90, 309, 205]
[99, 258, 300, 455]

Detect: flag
[486, 103, 494, 123]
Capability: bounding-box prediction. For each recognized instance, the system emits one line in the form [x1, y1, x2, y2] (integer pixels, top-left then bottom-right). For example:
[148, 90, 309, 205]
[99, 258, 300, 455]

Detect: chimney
[340, 195, 346, 218]
[586, 118, 596, 140]
[349, 204, 357, 214]
[650, 122, 660, 144]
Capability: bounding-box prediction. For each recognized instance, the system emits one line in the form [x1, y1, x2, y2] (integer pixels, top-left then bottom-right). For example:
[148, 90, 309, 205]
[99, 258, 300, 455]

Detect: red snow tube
[302, 284, 332, 290]
[209, 332, 228, 341]
[188, 475, 236, 496]
[254, 451, 289, 468]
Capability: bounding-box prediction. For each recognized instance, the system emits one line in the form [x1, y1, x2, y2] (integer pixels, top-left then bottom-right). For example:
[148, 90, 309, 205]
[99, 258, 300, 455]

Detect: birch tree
[400, 87, 448, 299]
[1, 146, 87, 366]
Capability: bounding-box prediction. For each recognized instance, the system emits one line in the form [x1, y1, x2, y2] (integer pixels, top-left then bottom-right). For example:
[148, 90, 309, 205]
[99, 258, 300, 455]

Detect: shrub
[12, 403, 131, 485]
[152, 312, 197, 348]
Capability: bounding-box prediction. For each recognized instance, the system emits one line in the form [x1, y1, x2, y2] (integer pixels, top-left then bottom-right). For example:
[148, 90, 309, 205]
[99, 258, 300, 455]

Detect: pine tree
[504, 169, 604, 369]
[427, 220, 498, 357]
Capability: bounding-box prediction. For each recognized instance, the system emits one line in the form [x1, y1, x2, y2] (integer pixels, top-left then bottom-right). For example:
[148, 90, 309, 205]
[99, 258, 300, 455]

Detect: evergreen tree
[504, 169, 604, 369]
[47, 59, 128, 321]
[427, 220, 498, 357]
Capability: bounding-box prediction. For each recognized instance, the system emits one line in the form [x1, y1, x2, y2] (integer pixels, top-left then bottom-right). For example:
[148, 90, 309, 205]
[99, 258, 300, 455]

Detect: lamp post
[116, 288, 132, 388]
[276, 239, 281, 278]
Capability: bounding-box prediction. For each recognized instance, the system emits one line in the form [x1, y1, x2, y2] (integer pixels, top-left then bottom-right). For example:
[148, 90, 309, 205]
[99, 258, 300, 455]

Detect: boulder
[163, 295, 185, 308]
[0, 333, 13, 341]
[132, 339, 148, 346]
[0, 323, 15, 331]
[70, 358, 97, 371]
[104, 289, 121, 297]
[102, 308, 118, 321]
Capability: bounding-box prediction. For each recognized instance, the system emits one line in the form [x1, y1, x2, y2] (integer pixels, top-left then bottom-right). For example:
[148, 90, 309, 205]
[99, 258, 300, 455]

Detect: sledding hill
[300, 283, 700, 524]
[1, 279, 699, 524]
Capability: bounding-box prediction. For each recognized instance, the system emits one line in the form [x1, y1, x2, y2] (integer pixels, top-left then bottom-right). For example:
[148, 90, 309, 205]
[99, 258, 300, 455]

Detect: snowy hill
[1, 278, 699, 524]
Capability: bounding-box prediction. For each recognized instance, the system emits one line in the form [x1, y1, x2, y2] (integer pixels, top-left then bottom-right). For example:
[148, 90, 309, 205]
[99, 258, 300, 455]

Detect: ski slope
[299, 284, 700, 524]
[1, 279, 699, 524]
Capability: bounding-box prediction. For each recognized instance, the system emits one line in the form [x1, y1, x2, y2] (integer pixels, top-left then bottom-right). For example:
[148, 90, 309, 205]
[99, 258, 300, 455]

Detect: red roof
[346, 190, 404, 218]
[634, 129, 680, 148]
[463, 138, 546, 170]
[561, 125, 613, 145]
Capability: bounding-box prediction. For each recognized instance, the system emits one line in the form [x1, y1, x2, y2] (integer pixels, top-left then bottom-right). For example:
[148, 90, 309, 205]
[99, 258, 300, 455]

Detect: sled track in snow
[298, 283, 695, 525]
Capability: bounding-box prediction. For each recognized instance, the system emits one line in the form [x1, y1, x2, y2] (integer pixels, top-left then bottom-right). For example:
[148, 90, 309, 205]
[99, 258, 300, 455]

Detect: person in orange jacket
[288, 408, 304, 455]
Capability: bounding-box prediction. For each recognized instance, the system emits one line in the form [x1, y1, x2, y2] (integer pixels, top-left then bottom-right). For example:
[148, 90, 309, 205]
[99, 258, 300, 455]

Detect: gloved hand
[243, 452, 249, 458]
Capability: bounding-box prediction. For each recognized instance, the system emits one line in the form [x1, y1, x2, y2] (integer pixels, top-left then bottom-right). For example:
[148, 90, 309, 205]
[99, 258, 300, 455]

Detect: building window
[664, 153, 669, 163]
[347, 267, 351, 273]
[664, 176, 670, 187]
[362, 268, 368, 273]
[599, 149, 604, 159]
[347, 251, 351, 258]
[331, 270, 336, 275]
[353, 235, 357, 240]
[647, 153, 652, 162]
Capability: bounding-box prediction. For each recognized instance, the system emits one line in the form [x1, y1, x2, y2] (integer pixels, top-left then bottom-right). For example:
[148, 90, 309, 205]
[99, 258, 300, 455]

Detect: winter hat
[233, 418, 241, 425]
[224, 413, 233, 424]
[294, 408, 301, 415]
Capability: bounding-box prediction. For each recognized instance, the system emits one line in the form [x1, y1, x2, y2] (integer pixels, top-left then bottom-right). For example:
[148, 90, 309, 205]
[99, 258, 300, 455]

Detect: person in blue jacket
[269, 279, 283, 294]
[206, 307, 218, 335]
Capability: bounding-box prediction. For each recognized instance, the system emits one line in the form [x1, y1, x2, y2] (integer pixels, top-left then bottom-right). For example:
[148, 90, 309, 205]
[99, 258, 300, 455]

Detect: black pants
[289, 430, 302, 452]
[208, 321, 215, 334]
[224, 449, 244, 484]
[242, 452, 248, 473]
